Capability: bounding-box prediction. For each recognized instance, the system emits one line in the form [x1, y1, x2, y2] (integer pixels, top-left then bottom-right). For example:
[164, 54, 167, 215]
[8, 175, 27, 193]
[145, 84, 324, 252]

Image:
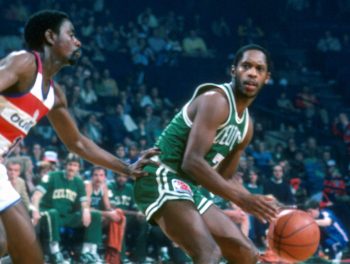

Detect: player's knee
[224, 240, 258, 264]
[189, 240, 221, 262]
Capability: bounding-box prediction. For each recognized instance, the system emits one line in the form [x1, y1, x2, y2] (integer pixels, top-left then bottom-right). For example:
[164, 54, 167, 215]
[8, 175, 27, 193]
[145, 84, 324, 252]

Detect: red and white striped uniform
[0, 51, 55, 156]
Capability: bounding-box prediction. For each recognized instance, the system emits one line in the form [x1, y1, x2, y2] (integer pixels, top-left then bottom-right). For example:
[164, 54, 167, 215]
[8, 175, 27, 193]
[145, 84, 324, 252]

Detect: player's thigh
[153, 200, 218, 257]
[1, 202, 44, 262]
[202, 205, 257, 258]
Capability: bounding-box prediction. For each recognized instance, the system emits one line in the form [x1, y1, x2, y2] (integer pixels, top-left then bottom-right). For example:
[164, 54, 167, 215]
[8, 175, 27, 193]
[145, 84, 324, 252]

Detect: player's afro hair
[24, 10, 69, 50]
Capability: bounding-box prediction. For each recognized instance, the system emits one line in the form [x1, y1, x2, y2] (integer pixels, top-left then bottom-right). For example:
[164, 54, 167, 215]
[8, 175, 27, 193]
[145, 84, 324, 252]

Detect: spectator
[251, 141, 274, 177]
[100, 69, 119, 98]
[115, 103, 138, 137]
[182, 30, 209, 57]
[82, 114, 104, 146]
[263, 165, 295, 205]
[30, 143, 44, 174]
[6, 158, 31, 211]
[244, 170, 265, 246]
[305, 200, 349, 263]
[108, 173, 149, 263]
[211, 17, 231, 38]
[31, 153, 104, 263]
[237, 17, 264, 45]
[80, 79, 98, 110]
[317, 30, 342, 52]
[85, 166, 126, 264]
[276, 91, 299, 113]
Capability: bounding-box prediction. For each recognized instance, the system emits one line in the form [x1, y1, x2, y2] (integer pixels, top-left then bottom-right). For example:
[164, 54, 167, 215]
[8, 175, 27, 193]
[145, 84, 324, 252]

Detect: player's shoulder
[3, 50, 36, 72]
[6, 50, 35, 65]
[196, 83, 229, 98]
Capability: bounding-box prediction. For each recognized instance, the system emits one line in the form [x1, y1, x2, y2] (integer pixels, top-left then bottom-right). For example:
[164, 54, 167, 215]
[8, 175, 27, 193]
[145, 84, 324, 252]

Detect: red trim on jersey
[5, 93, 49, 120]
[0, 117, 26, 141]
[33, 51, 42, 74]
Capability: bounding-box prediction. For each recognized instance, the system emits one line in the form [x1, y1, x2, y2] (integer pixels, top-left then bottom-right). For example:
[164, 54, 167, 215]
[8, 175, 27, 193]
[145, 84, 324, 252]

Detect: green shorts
[134, 163, 213, 222]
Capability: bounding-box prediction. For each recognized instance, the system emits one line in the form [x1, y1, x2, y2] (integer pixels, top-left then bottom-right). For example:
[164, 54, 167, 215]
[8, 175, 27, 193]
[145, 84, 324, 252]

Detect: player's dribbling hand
[239, 194, 279, 223]
[128, 147, 160, 178]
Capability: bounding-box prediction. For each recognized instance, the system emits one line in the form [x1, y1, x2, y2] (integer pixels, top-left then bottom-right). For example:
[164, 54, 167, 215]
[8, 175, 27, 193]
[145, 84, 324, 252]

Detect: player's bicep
[184, 92, 229, 160]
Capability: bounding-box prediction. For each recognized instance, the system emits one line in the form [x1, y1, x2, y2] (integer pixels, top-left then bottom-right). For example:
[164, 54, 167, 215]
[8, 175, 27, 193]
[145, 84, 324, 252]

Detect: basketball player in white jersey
[0, 10, 158, 263]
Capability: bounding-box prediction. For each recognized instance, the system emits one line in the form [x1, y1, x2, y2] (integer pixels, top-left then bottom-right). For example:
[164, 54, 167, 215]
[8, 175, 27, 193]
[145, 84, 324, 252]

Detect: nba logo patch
[172, 179, 193, 195]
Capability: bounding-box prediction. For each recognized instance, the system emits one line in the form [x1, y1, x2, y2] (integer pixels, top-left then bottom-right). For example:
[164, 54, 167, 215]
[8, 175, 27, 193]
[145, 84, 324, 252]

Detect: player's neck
[39, 50, 64, 79]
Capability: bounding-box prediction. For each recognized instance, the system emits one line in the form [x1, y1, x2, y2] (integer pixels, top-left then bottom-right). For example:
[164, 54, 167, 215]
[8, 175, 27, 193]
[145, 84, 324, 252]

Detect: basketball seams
[267, 210, 320, 262]
[275, 210, 295, 255]
[281, 222, 318, 239]
[267, 238, 319, 247]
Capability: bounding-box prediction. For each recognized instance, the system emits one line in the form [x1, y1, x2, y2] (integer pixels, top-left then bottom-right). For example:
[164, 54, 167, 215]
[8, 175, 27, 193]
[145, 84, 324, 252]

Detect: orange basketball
[267, 209, 320, 262]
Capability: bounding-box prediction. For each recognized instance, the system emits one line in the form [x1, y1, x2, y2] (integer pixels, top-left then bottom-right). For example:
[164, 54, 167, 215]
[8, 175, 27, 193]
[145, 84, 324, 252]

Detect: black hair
[91, 166, 106, 175]
[65, 153, 80, 165]
[233, 44, 272, 72]
[24, 10, 69, 50]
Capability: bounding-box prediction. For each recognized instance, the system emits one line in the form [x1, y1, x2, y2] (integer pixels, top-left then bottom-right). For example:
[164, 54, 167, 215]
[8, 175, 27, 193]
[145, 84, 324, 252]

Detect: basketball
[267, 209, 320, 262]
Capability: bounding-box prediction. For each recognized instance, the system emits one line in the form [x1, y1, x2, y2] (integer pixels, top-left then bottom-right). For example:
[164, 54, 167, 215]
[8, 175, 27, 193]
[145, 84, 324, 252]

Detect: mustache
[68, 49, 82, 65]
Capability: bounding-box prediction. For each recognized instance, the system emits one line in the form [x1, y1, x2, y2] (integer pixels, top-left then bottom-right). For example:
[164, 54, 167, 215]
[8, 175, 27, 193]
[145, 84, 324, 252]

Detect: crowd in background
[0, 0, 350, 263]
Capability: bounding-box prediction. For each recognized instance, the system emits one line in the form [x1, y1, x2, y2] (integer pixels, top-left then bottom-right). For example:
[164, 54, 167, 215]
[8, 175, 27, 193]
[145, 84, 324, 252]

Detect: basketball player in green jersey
[134, 44, 280, 264]
[109, 173, 150, 262]
[32, 154, 105, 263]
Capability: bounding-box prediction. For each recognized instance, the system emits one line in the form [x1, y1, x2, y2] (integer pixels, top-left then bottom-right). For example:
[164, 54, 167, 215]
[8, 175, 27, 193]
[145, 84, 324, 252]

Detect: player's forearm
[69, 136, 131, 174]
[182, 157, 251, 203]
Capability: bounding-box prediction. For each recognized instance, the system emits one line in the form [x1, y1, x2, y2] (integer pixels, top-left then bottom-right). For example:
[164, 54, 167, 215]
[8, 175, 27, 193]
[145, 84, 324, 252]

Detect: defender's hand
[128, 147, 160, 178]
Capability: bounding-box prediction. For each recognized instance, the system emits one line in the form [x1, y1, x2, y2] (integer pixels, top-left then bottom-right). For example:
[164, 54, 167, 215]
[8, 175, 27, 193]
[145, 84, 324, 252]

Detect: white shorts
[0, 163, 20, 212]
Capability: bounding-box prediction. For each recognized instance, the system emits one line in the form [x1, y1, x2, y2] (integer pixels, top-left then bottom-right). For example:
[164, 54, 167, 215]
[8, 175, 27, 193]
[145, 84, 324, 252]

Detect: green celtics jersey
[108, 181, 137, 211]
[90, 186, 105, 211]
[37, 171, 87, 215]
[155, 83, 249, 183]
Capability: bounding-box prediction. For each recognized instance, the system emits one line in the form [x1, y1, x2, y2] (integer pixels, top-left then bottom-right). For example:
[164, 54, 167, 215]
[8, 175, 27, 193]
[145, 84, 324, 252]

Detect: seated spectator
[332, 112, 350, 157]
[211, 17, 231, 38]
[6, 158, 31, 211]
[263, 165, 295, 205]
[80, 79, 98, 110]
[295, 86, 319, 129]
[276, 91, 299, 113]
[85, 167, 126, 264]
[305, 200, 349, 263]
[100, 69, 119, 98]
[182, 30, 210, 57]
[322, 160, 347, 206]
[82, 114, 104, 146]
[237, 17, 264, 45]
[244, 170, 266, 246]
[30, 143, 44, 174]
[131, 37, 155, 66]
[251, 141, 274, 177]
[271, 143, 286, 164]
[108, 173, 149, 263]
[31, 154, 104, 264]
[317, 30, 342, 53]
